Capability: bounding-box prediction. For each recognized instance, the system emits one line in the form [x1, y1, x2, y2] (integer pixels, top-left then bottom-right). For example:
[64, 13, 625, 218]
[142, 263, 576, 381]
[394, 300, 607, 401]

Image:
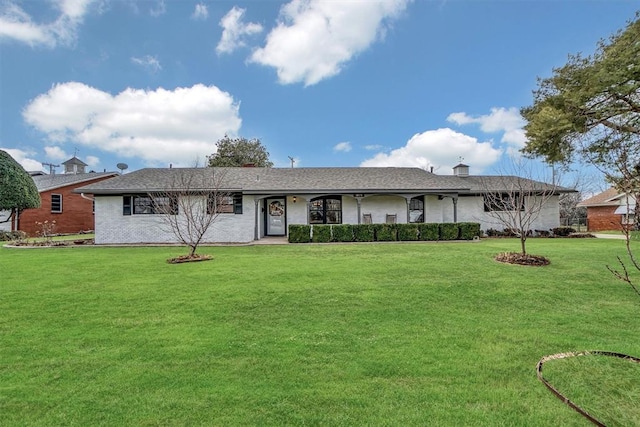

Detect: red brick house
[578, 188, 636, 231]
[15, 160, 118, 236]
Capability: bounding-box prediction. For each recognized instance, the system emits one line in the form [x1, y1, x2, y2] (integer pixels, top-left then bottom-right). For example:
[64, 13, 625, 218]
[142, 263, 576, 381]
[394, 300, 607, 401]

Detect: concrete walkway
[592, 233, 627, 240]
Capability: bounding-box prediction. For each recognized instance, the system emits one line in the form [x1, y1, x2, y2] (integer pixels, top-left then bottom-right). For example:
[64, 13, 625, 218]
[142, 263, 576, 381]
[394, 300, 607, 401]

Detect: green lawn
[1, 239, 639, 426]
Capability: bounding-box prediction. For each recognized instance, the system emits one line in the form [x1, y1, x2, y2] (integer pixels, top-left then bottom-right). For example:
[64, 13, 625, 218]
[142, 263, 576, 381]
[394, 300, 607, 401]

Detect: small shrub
[458, 222, 481, 240]
[418, 223, 440, 241]
[0, 230, 27, 242]
[397, 223, 419, 241]
[312, 225, 332, 243]
[440, 223, 459, 240]
[288, 225, 311, 243]
[354, 224, 375, 242]
[552, 226, 576, 237]
[332, 224, 354, 242]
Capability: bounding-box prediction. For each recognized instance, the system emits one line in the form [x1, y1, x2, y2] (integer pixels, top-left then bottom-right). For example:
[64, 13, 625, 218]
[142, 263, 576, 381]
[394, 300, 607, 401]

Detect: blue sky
[0, 0, 637, 177]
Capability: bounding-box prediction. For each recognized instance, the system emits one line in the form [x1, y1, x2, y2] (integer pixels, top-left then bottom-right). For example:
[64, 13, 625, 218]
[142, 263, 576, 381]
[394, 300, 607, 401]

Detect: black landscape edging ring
[536, 350, 640, 426]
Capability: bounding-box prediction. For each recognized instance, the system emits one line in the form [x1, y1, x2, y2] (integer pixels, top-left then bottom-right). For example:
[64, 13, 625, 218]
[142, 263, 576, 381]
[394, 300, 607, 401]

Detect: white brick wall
[95, 193, 562, 244]
[95, 195, 255, 244]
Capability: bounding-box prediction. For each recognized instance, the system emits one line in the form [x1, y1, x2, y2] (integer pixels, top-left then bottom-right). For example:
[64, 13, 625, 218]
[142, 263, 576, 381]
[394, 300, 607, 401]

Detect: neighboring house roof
[33, 172, 119, 193]
[577, 188, 621, 207]
[75, 167, 574, 196]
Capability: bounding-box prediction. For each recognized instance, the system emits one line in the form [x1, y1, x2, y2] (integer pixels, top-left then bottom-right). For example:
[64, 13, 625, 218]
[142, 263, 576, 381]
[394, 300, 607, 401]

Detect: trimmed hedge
[288, 222, 480, 243]
[374, 224, 397, 241]
[354, 224, 375, 242]
[311, 225, 332, 243]
[459, 222, 481, 240]
[332, 224, 354, 242]
[397, 223, 419, 241]
[418, 223, 440, 241]
[440, 223, 459, 240]
[288, 225, 311, 243]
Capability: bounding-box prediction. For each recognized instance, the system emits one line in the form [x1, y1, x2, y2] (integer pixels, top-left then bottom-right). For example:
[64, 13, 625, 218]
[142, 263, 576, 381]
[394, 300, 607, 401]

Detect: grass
[1, 238, 639, 425]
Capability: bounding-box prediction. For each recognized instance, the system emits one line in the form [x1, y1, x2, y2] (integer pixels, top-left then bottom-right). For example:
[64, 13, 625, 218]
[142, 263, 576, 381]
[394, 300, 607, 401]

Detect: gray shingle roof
[75, 167, 574, 195]
[33, 172, 119, 192]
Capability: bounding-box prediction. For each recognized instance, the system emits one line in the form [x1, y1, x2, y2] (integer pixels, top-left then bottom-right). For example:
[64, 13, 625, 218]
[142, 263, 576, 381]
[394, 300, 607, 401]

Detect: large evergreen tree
[0, 150, 40, 225]
[207, 136, 274, 168]
[521, 13, 640, 192]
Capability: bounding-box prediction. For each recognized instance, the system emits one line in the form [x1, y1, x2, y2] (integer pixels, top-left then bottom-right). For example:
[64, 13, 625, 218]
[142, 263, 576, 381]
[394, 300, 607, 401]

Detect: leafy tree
[521, 14, 640, 195]
[0, 150, 40, 226]
[207, 136, 274, 167]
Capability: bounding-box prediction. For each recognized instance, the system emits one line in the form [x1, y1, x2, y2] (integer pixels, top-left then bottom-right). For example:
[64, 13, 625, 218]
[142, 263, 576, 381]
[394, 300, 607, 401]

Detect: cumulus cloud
[192, 3, 208, 20]
[0, 0, 95, 47]
[360, 128, 502, 173]
[44, 146, 68, 161]
[364, 144, 383, 151]
[250, 0, 411, 86]
[131, 55, 162, 73]
[23, 82, 242, 167]
[333, 141, 351, 152]
[216, 6, 263, 55]
[447, 107, 527, 148]
[1, 147, 44, 171]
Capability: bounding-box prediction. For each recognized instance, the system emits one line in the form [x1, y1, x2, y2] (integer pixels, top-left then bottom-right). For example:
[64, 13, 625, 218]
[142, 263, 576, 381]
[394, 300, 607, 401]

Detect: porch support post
[405, 197, 411, 223]
[356, 197, 363, 224]
[254, 199, 260, 240]
[452, 196, 458, 223]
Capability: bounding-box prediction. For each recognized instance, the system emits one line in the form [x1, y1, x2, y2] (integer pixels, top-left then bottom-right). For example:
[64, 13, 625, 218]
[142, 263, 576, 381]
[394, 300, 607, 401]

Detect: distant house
[4, 157, 119, 236]
[578, 188, 636, 231]
[76, 164, 573, 245]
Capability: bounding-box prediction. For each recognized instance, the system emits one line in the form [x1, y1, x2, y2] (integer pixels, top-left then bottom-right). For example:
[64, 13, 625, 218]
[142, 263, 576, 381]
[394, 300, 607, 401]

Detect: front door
[266, 198, 286, 236]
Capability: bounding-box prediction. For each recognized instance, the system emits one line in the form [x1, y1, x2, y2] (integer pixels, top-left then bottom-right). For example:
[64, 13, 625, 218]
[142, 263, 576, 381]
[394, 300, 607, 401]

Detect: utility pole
[42, 162, 59, 175]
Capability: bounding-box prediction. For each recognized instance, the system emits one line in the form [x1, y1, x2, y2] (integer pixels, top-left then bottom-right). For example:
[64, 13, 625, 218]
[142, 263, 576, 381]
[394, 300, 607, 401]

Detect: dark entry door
[266, 198, 286, 236]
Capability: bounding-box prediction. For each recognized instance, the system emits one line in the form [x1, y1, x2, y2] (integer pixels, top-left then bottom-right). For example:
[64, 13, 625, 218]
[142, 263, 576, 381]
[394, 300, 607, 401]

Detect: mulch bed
[166, 254, 213, 264]
[495, 252, 550, 266]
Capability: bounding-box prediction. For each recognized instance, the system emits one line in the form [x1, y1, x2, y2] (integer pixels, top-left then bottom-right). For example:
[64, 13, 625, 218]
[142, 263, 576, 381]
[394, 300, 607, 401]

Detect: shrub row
[288, 222, 481, 243]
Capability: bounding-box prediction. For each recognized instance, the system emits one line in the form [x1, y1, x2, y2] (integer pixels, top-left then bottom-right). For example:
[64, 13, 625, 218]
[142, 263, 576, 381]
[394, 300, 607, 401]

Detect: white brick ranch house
[75, 164, 573, 244]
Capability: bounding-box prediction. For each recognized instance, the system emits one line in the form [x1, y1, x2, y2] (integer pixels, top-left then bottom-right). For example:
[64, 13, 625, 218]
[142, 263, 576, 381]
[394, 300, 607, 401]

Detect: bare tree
[149, 168, 231, 261]
[479, 158, 559, 256]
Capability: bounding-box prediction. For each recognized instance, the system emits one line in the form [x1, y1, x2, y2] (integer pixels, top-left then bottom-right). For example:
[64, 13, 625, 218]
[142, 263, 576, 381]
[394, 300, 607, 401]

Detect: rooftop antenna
[42, 162, 59, 175]
[74, 147, 79, 157]
[458, 156, 465, 164]
[288, 156, 295, 168]
[116, 162, 129, 174]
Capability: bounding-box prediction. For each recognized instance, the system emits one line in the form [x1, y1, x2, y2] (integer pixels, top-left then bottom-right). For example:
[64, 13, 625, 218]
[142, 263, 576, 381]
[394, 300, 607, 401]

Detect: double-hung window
[51, 194, 62, 213]
[123, 195, 178, 215]
[207, 193, 243, 215]
[483, 193, 525, 212]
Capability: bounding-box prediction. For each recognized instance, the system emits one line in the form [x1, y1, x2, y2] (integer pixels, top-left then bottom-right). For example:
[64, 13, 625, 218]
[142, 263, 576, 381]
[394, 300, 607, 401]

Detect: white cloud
[150, 0, 166, 17]
[360, 128, 502, 173]
[250, 0, 411, 86]
[0, 0, 95, 47]
[1, 147, 43, 171]
[364, 144, 383, 151]
[216, 6, 263, 55]
[447, 107, 527, 148]
[85, 155, 100, 166]
[23, 82, 242, 167]
[44, 146, 68, 160]
[192, 3, 208, 20]
[333, 141, 351, 152]
[131, 55, 162, 73]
